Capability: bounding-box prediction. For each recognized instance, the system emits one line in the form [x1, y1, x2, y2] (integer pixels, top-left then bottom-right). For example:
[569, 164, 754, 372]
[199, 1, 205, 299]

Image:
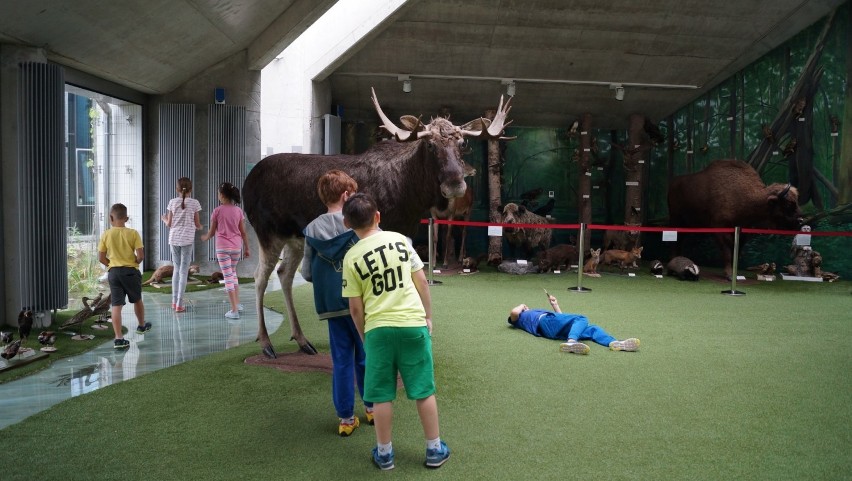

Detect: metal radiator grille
[17, 62, 67, 310]
[157, 104, 195, 260]
[205, 105, 246, 260]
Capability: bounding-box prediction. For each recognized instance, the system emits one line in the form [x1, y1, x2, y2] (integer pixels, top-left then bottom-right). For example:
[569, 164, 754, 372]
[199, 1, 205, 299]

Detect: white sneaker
[224, 310, 240, 319]
[560, 341, 590, 354]
[237, 303, 244, 312]
[610, 338, 640, 352]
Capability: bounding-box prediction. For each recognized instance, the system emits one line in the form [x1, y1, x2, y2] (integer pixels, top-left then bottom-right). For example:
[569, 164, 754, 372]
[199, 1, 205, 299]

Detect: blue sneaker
[136, 322, 152, 334]
[425, 441, 450, 468]
[372, 447, 395, 470]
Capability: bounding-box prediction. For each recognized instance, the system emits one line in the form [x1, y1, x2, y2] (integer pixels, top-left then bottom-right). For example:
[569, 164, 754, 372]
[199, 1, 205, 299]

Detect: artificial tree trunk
[621, 114, 649, 236]
[485, 109, 504, 265]
[577, 113, 593, 252]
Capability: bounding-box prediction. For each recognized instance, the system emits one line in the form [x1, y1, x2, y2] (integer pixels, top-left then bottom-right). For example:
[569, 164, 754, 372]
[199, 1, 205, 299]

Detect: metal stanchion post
[427, 218, 442, 286]
[721, 226, 745, 296]
[568, 223, 591, 293]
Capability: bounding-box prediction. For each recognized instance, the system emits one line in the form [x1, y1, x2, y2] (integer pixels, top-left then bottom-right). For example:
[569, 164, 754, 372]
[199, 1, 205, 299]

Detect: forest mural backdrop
[345, 3, 851, 278]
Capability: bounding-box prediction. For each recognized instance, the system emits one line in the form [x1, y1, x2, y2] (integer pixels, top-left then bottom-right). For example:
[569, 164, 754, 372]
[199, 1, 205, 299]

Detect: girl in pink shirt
[201, 182, 250, 319]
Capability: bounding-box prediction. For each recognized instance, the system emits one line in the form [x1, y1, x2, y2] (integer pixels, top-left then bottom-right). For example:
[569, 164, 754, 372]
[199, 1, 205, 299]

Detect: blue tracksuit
[302, 213, 372, 418]
[510, 309, 616, 347]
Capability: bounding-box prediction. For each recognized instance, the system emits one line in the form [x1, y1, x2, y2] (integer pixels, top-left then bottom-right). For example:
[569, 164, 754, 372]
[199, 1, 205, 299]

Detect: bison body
[667, 159, 802, 278]
[500, 203, 552, 259]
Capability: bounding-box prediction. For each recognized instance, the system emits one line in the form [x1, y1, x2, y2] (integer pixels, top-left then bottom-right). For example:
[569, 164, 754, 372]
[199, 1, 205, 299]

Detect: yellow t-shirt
[98, 226, 143, 269]
[342, 231, 425, 332]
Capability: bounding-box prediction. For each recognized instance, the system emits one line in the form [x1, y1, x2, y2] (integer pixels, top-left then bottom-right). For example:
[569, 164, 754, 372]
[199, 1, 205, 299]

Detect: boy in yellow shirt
[98, 203, 151, 348]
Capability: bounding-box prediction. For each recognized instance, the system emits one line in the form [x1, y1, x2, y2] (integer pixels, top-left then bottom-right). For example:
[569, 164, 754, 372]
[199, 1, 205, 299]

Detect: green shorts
[363, 326, 435, 403]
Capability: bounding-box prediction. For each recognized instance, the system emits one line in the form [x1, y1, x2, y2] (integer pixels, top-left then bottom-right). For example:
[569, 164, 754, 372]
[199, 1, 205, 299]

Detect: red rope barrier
[420, 218, 852, 238]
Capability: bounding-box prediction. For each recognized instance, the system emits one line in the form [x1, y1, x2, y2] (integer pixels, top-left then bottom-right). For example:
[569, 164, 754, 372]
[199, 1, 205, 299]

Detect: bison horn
[779, 183, 792, 199]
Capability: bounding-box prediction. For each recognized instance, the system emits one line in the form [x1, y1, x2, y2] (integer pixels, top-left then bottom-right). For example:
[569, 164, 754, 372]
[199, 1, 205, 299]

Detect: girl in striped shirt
[161, 177, 203, 312]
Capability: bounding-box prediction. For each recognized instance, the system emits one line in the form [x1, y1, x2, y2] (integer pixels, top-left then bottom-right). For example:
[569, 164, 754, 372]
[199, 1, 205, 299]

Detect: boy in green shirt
[342, 193, 450, 470]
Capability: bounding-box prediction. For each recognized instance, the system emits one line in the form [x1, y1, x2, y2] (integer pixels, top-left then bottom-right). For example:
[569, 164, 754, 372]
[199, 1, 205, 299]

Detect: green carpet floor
[2, 269, 850, 480]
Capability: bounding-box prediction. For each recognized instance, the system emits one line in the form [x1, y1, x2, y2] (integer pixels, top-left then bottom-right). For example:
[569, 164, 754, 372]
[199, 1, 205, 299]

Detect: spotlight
[501, 79, 516, 97]
[399, 75, 412, 93]
[610, 83, 625, 101]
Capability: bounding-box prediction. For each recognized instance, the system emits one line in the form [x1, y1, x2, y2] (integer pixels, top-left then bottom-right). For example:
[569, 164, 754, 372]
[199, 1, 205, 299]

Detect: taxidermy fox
[602, 246, 643, 273]
[582, 248, 601, 277]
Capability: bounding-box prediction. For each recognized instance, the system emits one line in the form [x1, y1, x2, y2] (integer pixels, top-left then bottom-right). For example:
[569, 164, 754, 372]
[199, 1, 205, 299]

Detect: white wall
[260, 0, 408, 157]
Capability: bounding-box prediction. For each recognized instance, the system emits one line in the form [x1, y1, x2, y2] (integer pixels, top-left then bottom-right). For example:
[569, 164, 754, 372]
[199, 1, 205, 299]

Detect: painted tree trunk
[578, 113, 593, 252]
[485, 109, 503, 265]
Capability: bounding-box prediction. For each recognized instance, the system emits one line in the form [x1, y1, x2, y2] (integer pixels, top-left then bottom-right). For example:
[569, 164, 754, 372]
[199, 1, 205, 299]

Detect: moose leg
[277, 238, 317, 355]
[442, 224, 453, 269]
[457, 225, 468, 264]
[254, 238, 285, 358]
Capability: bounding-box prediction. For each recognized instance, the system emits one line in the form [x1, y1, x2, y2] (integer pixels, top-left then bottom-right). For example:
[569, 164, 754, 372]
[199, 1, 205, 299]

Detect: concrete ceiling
[0, 0, 845, 129]
[0, 0, 338, 94]
[327, 0, 846, 129]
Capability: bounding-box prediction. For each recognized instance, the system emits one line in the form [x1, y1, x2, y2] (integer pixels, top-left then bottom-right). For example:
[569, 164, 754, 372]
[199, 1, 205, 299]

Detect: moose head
[371, 87, 512, 199]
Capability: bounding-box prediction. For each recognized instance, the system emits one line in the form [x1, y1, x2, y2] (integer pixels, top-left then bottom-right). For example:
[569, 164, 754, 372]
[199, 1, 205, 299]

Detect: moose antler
[371, 87, 431, 142]
[460, 95, 514, 139]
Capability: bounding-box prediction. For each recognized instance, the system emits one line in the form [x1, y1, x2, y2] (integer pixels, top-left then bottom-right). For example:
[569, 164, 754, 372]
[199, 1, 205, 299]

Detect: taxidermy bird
[783, 139, 797, 157]
[2, 339, 21, 360]
[38, 331, 57, 346]
[533, 198, 556, 217]
[18, 310, 34, 344]
[762, 124, 775, 144]
[519, 187, 543, 202]
[568, 120, 579, 135]
[1, 331, 12, 344]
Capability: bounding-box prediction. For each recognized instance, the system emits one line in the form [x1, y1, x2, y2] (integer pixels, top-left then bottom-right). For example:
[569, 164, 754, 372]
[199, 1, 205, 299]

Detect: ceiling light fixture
[502, 79, 516, 97]
[610, 83, 625, 101]
[339, 72, 701, 92]
[399, 74, 412, 93]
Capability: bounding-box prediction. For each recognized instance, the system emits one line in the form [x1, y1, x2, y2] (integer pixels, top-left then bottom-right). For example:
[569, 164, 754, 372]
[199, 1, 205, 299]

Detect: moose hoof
[262, 345, 277, 359]
[299, 341, 318, 355]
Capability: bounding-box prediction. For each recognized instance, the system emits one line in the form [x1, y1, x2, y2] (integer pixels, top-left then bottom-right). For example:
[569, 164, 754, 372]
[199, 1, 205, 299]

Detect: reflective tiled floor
[0, 280, 292, 430]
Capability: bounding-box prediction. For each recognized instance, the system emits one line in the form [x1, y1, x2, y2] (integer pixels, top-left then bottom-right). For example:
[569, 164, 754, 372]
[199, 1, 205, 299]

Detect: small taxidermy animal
[18, 309, 34, 342]
[583, 248, 601, 276]
[461, 254, 487, 272]
[666, 256, 700, 281]
[602, 246, 643, 273]
[1, 331, 12, 344]
[2, 339, 21, 359]
[649, 259, 664, 276]
[38, 331, 56, 346]
[537, 244, 578, 273]
[747, 262, 776, 276]
[206, 271, 224, 284]
[142, 264, 200, 286]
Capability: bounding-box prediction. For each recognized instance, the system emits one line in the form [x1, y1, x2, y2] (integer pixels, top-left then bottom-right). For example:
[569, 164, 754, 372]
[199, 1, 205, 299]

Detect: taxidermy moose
[243, 88, 513, 358]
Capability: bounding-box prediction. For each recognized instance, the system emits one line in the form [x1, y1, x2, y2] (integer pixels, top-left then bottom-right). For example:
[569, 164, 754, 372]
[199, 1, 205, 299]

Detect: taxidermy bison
[667, 160, 802, 279]
[243, 88, 512, 358]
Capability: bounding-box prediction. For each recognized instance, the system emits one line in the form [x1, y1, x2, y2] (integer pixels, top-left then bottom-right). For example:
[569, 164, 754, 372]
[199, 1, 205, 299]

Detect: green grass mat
[2, 270, 850, 480]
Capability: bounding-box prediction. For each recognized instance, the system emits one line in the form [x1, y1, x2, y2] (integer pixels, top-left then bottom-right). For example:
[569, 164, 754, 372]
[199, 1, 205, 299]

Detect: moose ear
[399, 115, 425, 132]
